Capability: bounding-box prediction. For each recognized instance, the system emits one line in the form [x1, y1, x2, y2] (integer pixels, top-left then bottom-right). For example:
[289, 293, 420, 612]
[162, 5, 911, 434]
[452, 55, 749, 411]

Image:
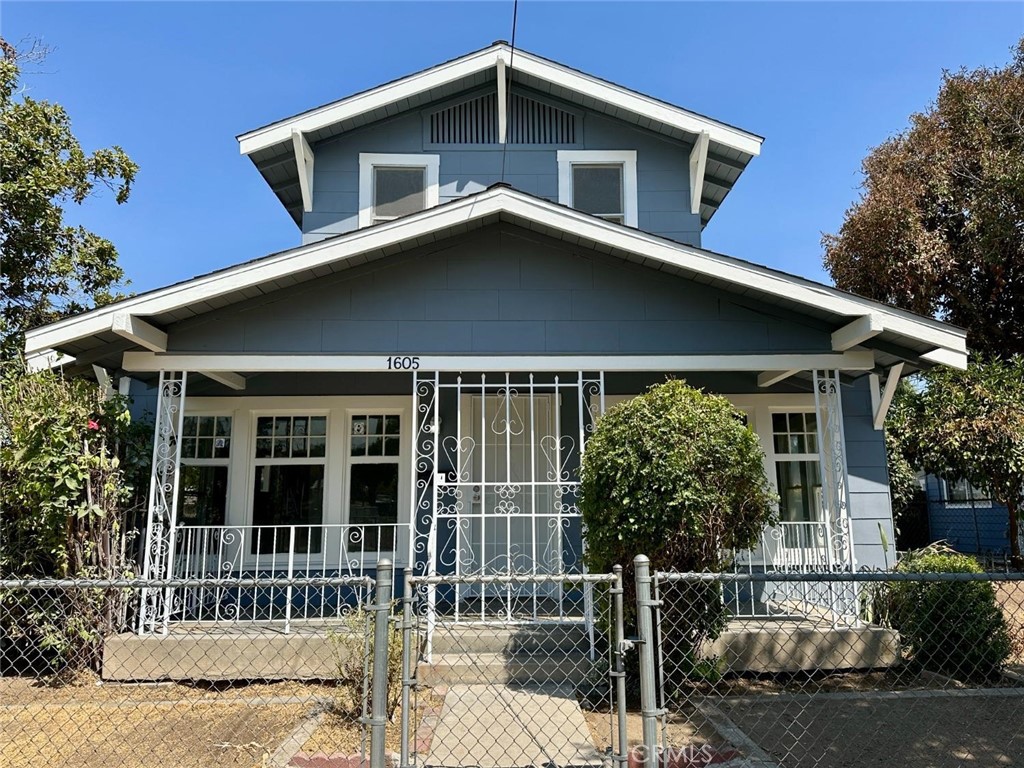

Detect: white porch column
[139, 371, 188, 634]
[812, 370, 855, 572]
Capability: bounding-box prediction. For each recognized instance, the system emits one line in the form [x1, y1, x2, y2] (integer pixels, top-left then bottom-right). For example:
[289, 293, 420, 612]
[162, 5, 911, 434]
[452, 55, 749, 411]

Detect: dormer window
[557, 150, 638, 227]
[358, 153, 440, 227]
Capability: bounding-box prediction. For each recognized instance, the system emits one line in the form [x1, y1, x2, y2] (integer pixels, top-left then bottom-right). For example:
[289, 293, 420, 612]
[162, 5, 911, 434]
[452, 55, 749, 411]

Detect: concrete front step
[418, 651, 594, 685]
[430, 623, 590, 655]
[705, 619, 900, 674]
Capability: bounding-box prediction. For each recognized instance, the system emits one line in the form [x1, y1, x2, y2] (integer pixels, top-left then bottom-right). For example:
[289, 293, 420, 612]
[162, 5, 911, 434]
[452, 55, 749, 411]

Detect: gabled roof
[239, 42, 764, 227]
[25, 185, 967, 373]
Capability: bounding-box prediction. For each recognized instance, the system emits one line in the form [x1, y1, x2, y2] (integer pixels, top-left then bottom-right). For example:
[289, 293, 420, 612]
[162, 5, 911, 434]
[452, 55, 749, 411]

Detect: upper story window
[557, 150, 637, 227]
[358, 153, 440, 228]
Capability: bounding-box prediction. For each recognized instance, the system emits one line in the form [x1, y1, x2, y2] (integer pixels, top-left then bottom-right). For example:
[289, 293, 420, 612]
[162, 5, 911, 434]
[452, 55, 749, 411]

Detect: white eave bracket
[832, 313, 884, 351]
[496, 52, 508, 144]
[111, 313, 167, 353]
[25, 348, 76, 372]
[292, 129, 315, 214]
[869, 362, 905, 430]
[757, 369, 802, 388]
[689, 131, 710, 216]
[199, 371, 246, 391]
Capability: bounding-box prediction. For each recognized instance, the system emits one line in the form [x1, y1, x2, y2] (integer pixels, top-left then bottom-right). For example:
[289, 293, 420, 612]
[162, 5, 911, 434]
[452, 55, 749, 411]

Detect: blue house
[24, 44, 968, 630]
[924, 476, 1015, 559]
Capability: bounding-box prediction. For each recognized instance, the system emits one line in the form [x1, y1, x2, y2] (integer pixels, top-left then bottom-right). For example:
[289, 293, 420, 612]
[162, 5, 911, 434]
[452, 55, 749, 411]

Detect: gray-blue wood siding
[168, 225, 830, 356]
[842, 377, 897, 570]
[303, 88, 702, 247]
[924, 475, 1010, 555]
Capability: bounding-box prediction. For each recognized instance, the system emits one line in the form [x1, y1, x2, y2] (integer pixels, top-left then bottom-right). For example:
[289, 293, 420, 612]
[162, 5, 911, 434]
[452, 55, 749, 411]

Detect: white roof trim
[24, 186, 966, 366]
[237, 44, 763, 158]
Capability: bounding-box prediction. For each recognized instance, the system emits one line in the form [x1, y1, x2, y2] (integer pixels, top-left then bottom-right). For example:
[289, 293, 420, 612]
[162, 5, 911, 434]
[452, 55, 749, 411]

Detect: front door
[459, 392, 562, 577]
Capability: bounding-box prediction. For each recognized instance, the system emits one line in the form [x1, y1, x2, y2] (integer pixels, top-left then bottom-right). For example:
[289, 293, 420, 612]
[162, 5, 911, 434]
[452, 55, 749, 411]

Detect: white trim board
[121, 351, 877, 374]
[557, 150, 638, 228]
[237, 44, 763, 158]
[357, 153, 441, 228]
[25, 186, 967, 366]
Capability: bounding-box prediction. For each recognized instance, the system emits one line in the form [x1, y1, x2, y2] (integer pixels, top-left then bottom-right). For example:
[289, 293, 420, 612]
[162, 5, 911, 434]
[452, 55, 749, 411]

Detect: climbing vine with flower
[0, 361, 151, 673]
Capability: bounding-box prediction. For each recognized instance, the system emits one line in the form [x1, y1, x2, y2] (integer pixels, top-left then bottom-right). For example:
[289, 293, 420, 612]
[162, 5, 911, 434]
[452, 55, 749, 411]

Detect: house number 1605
[387, 356, 420, 370]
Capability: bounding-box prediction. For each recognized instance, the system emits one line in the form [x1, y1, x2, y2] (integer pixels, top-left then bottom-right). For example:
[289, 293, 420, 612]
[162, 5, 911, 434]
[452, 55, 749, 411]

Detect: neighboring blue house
[24, 43, 969, 630]
[924, 475, 1015, 558]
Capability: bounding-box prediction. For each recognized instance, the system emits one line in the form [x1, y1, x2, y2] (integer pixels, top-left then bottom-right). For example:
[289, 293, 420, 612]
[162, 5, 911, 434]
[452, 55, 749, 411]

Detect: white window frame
[942, 478, 993, 509]
[248, 410, 332, 555]
[556, 149, 638, 227]
[177, 414, 234, 527]
[765, 406, 823, 524]
[343, 408, 408, 556]
[358, 153, 440, 228]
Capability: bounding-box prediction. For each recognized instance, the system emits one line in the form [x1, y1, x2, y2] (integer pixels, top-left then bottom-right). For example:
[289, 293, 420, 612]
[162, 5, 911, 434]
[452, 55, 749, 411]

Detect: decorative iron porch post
[812, 370, 855, 572]
[139, 371, 188, 634]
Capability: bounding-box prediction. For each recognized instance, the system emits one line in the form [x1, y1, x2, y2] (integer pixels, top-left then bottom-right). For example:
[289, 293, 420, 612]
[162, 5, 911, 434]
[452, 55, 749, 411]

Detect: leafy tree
[908, 358, 1024, 564]
[0, 38, 137, 358]
[823, 39, 1024, 359]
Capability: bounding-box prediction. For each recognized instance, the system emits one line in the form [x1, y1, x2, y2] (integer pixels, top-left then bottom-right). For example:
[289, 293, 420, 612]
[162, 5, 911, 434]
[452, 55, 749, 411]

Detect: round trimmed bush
[888, 546, 1011, 680]
[581, 379, 776, 575]
[580, 380, 777, 681]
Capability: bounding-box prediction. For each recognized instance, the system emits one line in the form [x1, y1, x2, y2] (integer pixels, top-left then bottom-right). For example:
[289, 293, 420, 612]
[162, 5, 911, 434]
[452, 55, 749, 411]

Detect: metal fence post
[370, 558, 393, 768]
[634, 555, 659, 768]
[400, 567, 414, 768]
[612, 565, 629, 767]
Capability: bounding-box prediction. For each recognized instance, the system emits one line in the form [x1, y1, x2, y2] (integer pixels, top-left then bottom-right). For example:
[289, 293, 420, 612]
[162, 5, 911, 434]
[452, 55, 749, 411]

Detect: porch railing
[168, 523, 407, 626]
[727, 521, 858, 623]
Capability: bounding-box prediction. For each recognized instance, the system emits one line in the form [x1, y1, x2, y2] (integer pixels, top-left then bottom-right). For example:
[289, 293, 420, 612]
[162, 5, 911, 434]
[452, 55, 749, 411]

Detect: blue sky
[4, 2, 1021, 294]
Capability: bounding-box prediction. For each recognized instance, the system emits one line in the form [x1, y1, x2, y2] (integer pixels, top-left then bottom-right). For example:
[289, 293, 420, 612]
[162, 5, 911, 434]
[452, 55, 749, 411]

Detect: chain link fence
[637, 561, 1024, 768]
[4, 560, 1024, 767]
[0, 574, 380, 768]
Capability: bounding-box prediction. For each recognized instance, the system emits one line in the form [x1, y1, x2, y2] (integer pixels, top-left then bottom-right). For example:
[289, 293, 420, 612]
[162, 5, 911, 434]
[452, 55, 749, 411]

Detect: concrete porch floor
[101, 616, 899, 682]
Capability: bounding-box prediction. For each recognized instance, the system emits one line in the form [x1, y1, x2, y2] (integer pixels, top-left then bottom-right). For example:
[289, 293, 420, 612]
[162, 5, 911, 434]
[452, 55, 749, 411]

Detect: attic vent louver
[430, 92, 575, 145]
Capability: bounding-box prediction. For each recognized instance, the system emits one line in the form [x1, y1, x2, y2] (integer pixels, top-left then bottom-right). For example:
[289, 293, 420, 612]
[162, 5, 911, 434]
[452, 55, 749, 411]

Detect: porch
[135, 360, 871, 634]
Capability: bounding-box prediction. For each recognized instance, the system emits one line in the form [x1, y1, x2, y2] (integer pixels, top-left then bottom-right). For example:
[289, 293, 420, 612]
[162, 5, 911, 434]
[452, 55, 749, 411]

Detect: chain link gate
[395, 569, 629, 768]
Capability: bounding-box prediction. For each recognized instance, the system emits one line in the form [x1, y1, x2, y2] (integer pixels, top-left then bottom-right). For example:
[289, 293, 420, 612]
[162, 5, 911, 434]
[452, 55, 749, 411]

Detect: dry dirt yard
[0, 676, 351, 768]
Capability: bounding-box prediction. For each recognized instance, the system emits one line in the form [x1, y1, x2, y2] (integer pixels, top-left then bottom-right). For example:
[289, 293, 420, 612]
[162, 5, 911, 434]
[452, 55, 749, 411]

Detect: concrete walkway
[425, 684, 603, 768]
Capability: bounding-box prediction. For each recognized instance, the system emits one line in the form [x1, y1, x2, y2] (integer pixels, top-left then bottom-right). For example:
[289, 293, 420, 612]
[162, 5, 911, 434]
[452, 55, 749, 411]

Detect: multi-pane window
[557, 150, 637, 227]
[772, 412, 822, 524]
[251, 415, 327, 554]
[358, 154, 440, 228]
[347, 414, 401, 550]
[177, 416, 232, 526]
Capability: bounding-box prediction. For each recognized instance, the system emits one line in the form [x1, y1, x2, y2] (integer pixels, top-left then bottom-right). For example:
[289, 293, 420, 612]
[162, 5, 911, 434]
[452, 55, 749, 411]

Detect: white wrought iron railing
[168, 523, 408, 627]
[727, 521, 858, 624]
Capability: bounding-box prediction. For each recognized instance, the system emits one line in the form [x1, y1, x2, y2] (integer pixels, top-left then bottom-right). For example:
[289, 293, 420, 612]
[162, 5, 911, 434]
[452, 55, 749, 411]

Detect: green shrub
[580, 380, 776, 681]
[886, 545, 1011, 681]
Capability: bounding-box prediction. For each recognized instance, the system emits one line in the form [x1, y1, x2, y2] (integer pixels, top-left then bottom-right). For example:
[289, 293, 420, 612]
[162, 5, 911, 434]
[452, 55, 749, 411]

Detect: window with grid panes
[177, 416, 232, 526]
[771, 412, 822, 523]
[251, 415, 327, 554]
[347, 414, 401, 550]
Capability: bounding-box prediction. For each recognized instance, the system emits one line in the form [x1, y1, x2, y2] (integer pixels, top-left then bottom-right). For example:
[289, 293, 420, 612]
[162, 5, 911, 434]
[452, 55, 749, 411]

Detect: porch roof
[24, 184, 967, 376]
